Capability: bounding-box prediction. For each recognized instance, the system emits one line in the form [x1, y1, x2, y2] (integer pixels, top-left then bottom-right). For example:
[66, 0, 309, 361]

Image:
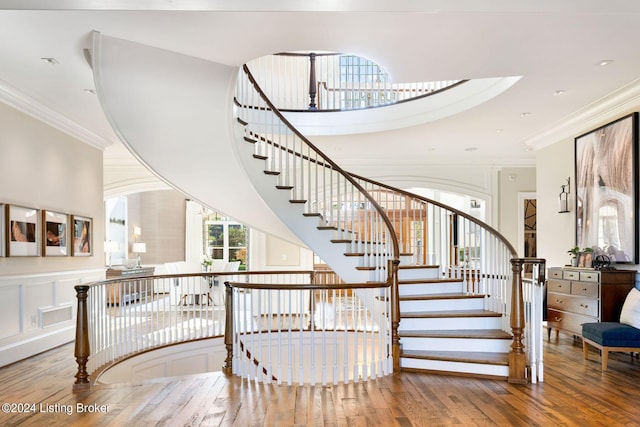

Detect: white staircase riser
[399, 337, 511, 353]
[399, 255, 415, 264]
[398, 268, 441, 281]
[400, 358, 509, 378]
[400, 298, 484, 313]
[398, 316, 502, 331]
[398, 282, 464, 296]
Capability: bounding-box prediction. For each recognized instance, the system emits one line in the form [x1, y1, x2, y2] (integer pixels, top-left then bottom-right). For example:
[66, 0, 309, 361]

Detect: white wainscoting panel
[0, 269, 105, 367]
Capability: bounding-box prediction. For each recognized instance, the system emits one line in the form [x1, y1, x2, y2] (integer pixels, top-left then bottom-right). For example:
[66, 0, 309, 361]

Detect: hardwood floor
[1, 334, 639, 426]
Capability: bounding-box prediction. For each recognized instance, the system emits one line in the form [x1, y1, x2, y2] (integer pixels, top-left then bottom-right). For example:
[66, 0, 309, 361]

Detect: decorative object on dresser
[546, 267, 636, 339]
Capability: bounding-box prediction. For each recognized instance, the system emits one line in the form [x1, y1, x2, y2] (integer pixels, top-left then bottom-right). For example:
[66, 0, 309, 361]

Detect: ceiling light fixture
[520, 112, 531, 118]
[40, 57, 59, 65]
[83, 89, 96, 95]
[597, 60, 613, 66]
[495, 129, 504, 133]
[464, 147, 478, 152]
[553, 90, 566, 96]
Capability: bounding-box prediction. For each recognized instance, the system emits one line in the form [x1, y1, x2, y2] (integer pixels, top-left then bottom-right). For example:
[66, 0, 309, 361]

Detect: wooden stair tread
[400, 293, 485, 301]
[401, 309, 502, 318]
[399, 329, 512, 339]
[401, 350, 509, 365]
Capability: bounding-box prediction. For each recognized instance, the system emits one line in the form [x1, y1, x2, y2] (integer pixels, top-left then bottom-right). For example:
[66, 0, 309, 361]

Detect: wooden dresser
[105, 266, 155, 305]
[546, 267, 636, 338]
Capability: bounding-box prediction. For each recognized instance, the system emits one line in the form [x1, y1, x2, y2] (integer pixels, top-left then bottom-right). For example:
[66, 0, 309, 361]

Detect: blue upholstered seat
[582, 322, 640, 347]
[582, 322, 640, 370]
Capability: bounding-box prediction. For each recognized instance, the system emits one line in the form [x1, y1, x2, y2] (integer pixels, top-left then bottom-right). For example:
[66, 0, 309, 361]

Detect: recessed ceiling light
[597, 60, 613, 66]
[83, 89, 96, 95]
[464, 147, 478, 152]
[553, 90, 566, 96]
[40, 57, 59, 65]
[520, 112, 531, 118]
[495, 128, 504, 133]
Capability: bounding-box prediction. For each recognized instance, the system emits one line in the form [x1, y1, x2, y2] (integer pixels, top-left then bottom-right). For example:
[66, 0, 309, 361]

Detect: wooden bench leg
[583, 339, 589, 360]
[601, 348, 609, 371]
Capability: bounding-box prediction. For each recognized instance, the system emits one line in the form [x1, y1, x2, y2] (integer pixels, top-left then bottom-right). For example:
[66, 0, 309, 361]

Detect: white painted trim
[525, 78, 640, 150]
[0, 78, 112, 150]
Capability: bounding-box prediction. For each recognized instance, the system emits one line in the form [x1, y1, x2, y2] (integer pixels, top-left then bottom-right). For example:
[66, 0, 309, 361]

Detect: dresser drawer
[547, 309, 596, 336]
[548, 292, 598, 317]
[571, 281, 599, 298]
[562, 270, 580, 280]
[548, 269, 563, 279]
[579, 271, 599, 283]
[547, 279, 570, 294]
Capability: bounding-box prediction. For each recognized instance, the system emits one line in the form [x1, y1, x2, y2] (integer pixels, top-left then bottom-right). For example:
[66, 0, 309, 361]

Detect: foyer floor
[1, 334, 639, 426]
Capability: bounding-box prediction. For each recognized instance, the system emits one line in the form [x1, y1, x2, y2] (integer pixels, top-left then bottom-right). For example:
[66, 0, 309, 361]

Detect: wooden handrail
[242, 64, 400, 265]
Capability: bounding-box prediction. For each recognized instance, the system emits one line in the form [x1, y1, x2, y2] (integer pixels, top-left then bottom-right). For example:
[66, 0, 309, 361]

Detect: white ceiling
[3, 1, 640, 168]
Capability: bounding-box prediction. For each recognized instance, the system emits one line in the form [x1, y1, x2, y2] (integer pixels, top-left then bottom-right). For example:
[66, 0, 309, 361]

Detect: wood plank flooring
[1, 334, 640, 426]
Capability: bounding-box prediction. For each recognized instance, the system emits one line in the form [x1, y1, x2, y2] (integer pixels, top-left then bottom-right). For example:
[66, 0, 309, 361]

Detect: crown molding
[0, 79, 112, 151]
[524, 78, 640, 150]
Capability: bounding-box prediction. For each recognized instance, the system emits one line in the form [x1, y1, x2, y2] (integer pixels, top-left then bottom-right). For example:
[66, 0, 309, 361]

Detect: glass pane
[208, 224, 224, 246]
[228, 224, 246, 246]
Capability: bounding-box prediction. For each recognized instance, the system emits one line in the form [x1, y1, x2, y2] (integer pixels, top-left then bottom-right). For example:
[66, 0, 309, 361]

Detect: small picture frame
[71, 215, 92, 256]
[7, 204, 40, 257]
[577, 251, 593, 268]
[42, 210, 68, 256]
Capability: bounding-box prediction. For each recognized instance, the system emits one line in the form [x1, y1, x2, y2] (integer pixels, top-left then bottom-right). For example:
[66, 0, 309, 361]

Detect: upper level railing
[72, 269, 392, 389]
[246, 53, 465, 111]
[223, 278, 392, 385]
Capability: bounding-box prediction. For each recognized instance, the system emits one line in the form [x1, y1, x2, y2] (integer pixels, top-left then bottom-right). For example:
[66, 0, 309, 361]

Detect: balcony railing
[72, 270, 392, 389]
[223, 278, 392, 385]
[245, 53, 464, 112]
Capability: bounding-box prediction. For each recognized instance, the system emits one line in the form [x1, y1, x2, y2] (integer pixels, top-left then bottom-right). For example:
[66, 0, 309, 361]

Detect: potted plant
[568, 246, 580, 266]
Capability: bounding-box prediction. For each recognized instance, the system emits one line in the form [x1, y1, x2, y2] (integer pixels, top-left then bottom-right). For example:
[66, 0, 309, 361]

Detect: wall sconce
[132, 242, 146, 268]
[559, 177, 570, 213]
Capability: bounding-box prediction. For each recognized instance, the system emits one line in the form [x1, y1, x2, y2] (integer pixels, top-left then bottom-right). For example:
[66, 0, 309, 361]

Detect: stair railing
[236, 65, 400, 282]
[350, 175, 545, 382]
[236, 63, 401, 365]
[246, 53, 465, 112]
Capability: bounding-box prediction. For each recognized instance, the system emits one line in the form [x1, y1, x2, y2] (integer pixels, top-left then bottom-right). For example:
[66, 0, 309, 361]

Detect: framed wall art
[6, 204, 40, 257]
[0, 203, 4, 257]
[575, 112, 639, 263]
[71, 215, 92, 256]
[42, 210, 68, 256]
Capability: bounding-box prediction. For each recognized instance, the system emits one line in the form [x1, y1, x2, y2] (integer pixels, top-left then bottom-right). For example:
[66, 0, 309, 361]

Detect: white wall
[0, 101, 105, 366]
[498, 167, 536, 256]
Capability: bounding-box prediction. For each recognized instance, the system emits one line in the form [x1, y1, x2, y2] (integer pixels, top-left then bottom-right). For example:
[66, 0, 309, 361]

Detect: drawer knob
[554, 316, 562, 321]
[582, 287, 587, 291]
[580, 304, 589, 308]
[556, 299, 563, 303]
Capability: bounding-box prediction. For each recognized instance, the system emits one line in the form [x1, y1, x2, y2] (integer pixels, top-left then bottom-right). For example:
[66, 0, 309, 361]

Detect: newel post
[308, 52, 318, 110]
[389, 258, 401, 371]
[222, 282, 234, 375]
[73, 285, 91, 391]
[508, 258, 527, 384]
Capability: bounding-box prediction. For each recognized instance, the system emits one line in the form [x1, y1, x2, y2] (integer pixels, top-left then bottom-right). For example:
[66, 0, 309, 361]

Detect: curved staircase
[90, 32, 541, 382]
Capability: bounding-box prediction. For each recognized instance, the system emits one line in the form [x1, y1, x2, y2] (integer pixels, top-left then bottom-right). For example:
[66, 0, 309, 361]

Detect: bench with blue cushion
[582, 286, 640, 370]
[582, 322, 640, 370]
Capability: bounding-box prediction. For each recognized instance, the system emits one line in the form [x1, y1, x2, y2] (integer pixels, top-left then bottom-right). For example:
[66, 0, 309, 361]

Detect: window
[203, 210, 248, 270]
